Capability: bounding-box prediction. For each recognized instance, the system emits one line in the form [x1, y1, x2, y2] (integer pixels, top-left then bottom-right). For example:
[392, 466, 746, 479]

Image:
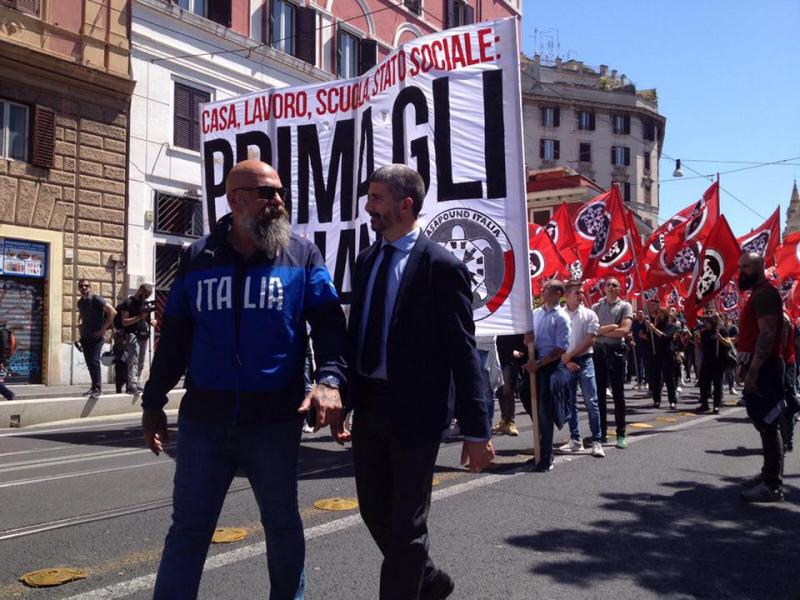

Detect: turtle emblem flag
[199, 19, 531, 335]
[684, 216, 740, 328]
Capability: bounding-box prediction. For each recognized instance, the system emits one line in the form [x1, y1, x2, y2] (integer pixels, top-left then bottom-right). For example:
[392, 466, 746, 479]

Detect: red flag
[776, 231, 800, 279]
[643, 181, 720, 262]
[789, 281, 800, 320]
[737, 208, 780, 266]
[584, 277, 607, 307]
[545, 203, 583, 278]
[684, 216, 740, 327]
[580, 186, 630, 278]
[528, 224, 569, 296]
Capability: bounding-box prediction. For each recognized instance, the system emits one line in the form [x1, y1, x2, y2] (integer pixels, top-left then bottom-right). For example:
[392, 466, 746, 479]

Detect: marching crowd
[481, 264, 799, 500]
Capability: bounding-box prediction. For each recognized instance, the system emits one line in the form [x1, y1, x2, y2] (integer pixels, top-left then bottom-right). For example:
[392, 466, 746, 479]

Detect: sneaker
[729, 388, 739, 395]
[558, 438, 583, 452]
[676, 386, 684, 394]
[600, 436, 609, 444]
[82, 388, 94, 397]
[740, 482, 784, 503]
[505, 421, 520, 436]
[302, 422, 314, 433]
[533, 460, 554, 472]
[713, 407, 720, 415]
[89, 388, 101, 399]
[446, 422, 461, 439]
[491, 420, 507, 435]
[742, 473, 764, 488]
[669, 402, 677, 410]
[615, 436, 628, 449]
[591, 441, 605, 457]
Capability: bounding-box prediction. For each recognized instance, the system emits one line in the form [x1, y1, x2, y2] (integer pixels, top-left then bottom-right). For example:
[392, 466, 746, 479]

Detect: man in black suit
[333, 164, 494, 600]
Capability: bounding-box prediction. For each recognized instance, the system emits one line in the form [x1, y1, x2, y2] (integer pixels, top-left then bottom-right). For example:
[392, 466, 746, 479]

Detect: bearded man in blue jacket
[141, 160, 347, 600]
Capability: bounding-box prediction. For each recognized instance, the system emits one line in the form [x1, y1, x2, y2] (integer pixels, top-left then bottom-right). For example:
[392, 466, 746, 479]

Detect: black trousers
[699, 358, 724, 409]
[593, 344, 627, 438]
[744, 358, 785, 490]
[352, 381, 441, 600]
[80, 336, 103, 390]
[651, 352, 677, 406]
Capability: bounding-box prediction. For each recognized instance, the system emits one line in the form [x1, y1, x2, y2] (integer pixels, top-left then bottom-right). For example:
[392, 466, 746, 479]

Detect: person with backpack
[76, 279, 116, 399]
[0, 322, 16, 400]
[119, 283, 156, 395]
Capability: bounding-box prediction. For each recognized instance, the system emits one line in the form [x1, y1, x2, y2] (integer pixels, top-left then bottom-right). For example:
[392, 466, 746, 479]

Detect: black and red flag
[684, 216, 740, 327]
[528, 223, 569, 296]
[737, 207, 780, 266]
[579, 185, 630, 279]
[545, 203, 583, 279]
[643, 181, 720, 288]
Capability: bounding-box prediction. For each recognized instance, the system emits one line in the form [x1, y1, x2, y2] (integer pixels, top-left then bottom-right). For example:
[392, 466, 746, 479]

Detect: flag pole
[527, 337, 541, 464]
[629, 231, 657, 354]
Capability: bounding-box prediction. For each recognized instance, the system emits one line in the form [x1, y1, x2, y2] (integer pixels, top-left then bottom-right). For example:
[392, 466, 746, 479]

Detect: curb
[0, 390, 184, 429]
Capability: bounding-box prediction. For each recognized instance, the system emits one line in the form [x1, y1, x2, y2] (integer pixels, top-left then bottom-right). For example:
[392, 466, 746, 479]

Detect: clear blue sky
[520, 0, 800, 237]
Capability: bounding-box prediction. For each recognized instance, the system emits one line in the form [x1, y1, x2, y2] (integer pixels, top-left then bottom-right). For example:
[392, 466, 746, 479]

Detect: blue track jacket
[141, 214, 347, 425]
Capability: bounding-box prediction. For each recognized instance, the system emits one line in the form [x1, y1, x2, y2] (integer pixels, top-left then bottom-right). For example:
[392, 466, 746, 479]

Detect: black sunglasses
[605, 283, 620, 288]
[233, 186, 288, 200]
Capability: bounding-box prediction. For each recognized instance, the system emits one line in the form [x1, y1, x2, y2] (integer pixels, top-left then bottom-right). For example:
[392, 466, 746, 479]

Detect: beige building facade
[0, 0, 133, 384]
[521, 55, 666, 230]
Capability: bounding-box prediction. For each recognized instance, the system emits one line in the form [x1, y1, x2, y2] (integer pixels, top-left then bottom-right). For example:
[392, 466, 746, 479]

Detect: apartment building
[0, 0, 133, 385]
[521, 54, 666, 230]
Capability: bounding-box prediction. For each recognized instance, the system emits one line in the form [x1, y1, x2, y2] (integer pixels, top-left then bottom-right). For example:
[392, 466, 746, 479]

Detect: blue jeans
[154, 416, 306, 600]
[561, 356, 602, 442]
[477, 349, 494, 423]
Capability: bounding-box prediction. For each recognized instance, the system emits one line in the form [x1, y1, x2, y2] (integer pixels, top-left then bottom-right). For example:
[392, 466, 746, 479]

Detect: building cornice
[0, 39, 134, 101]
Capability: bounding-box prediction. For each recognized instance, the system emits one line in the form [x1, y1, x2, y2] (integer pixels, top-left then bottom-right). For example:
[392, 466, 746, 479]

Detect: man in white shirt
[558, 280, 605, 458]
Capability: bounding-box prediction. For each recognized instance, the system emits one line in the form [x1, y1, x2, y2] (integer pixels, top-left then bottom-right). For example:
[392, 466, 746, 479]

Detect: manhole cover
[313, 498, 358, 511]
[211, 528, 247, 543]
[20, 568, 87, 587]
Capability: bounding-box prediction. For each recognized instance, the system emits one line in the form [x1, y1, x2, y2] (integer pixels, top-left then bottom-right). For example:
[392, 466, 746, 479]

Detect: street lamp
[672, 159, 684, 178]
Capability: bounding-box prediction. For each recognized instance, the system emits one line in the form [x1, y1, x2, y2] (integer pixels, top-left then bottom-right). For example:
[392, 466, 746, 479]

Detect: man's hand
[330, 411, 352, 445]
[298, 384, 342, 432]
[461, 440, 495, 473]
[560, 351, 572, 365]
[566, 361, 580, 373]
[523, 358, 537, 373]
[142, 408, 168, 456]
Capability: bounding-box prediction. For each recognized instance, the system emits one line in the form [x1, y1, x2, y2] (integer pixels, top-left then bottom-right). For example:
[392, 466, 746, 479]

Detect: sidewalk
[0, 384, 185, 429]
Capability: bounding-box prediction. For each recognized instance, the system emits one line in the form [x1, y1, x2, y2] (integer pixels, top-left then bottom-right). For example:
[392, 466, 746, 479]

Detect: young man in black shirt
[76, 279, 116, 398]
[120, 283, 156, 395]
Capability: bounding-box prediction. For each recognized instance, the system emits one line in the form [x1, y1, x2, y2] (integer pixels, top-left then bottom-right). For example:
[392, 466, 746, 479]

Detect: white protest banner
[200, 17, 531, 335]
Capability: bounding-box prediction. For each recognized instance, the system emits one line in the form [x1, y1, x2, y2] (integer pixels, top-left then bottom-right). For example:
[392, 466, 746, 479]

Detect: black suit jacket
[347, 232, 490, 440]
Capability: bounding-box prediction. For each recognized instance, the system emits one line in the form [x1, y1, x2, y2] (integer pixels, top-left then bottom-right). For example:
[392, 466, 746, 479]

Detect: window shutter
[30, 106, 55, 168]
[464, 3, 474, 24]
[539, 139, 545, 159]
[589, 112, 595, 130]
[358, 38, 378, 74]
[553, 140, 560, 160]
[444, 0, 455, 29]
[540, 107, 546, 127]
[624, 147, 630, 166]
[14, 0, 40, 15]
[624, 115, 630, 134]
[553, 106, 560, 127]
[192, 89, 210, 151]
[268, 0, 275, 44]
[610, 147, 615, 165]
[296, 7, 316, 65]
[174, 83, 191, 149]
[206, 0, 232, 27]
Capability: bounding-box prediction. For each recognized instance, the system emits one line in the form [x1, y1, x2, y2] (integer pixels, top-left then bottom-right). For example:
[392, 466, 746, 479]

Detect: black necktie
[361, 245, 396, 375]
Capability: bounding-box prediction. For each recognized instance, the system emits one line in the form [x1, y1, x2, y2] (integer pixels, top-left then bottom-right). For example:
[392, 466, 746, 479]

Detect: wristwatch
[317, 375, 341, 390]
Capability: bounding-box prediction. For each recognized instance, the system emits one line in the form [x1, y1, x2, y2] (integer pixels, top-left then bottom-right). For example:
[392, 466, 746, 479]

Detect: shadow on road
[505, 479, 800, 599]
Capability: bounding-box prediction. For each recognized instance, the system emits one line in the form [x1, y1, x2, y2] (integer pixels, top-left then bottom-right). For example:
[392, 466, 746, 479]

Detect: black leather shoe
[421, 571, 454, 600]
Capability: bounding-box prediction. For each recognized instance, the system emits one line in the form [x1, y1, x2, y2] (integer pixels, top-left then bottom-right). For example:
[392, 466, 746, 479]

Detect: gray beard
[242, 213, 291, 258]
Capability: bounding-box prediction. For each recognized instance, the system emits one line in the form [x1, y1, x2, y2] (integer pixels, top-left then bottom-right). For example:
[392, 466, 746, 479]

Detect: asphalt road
[1, 384, 798, 600]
